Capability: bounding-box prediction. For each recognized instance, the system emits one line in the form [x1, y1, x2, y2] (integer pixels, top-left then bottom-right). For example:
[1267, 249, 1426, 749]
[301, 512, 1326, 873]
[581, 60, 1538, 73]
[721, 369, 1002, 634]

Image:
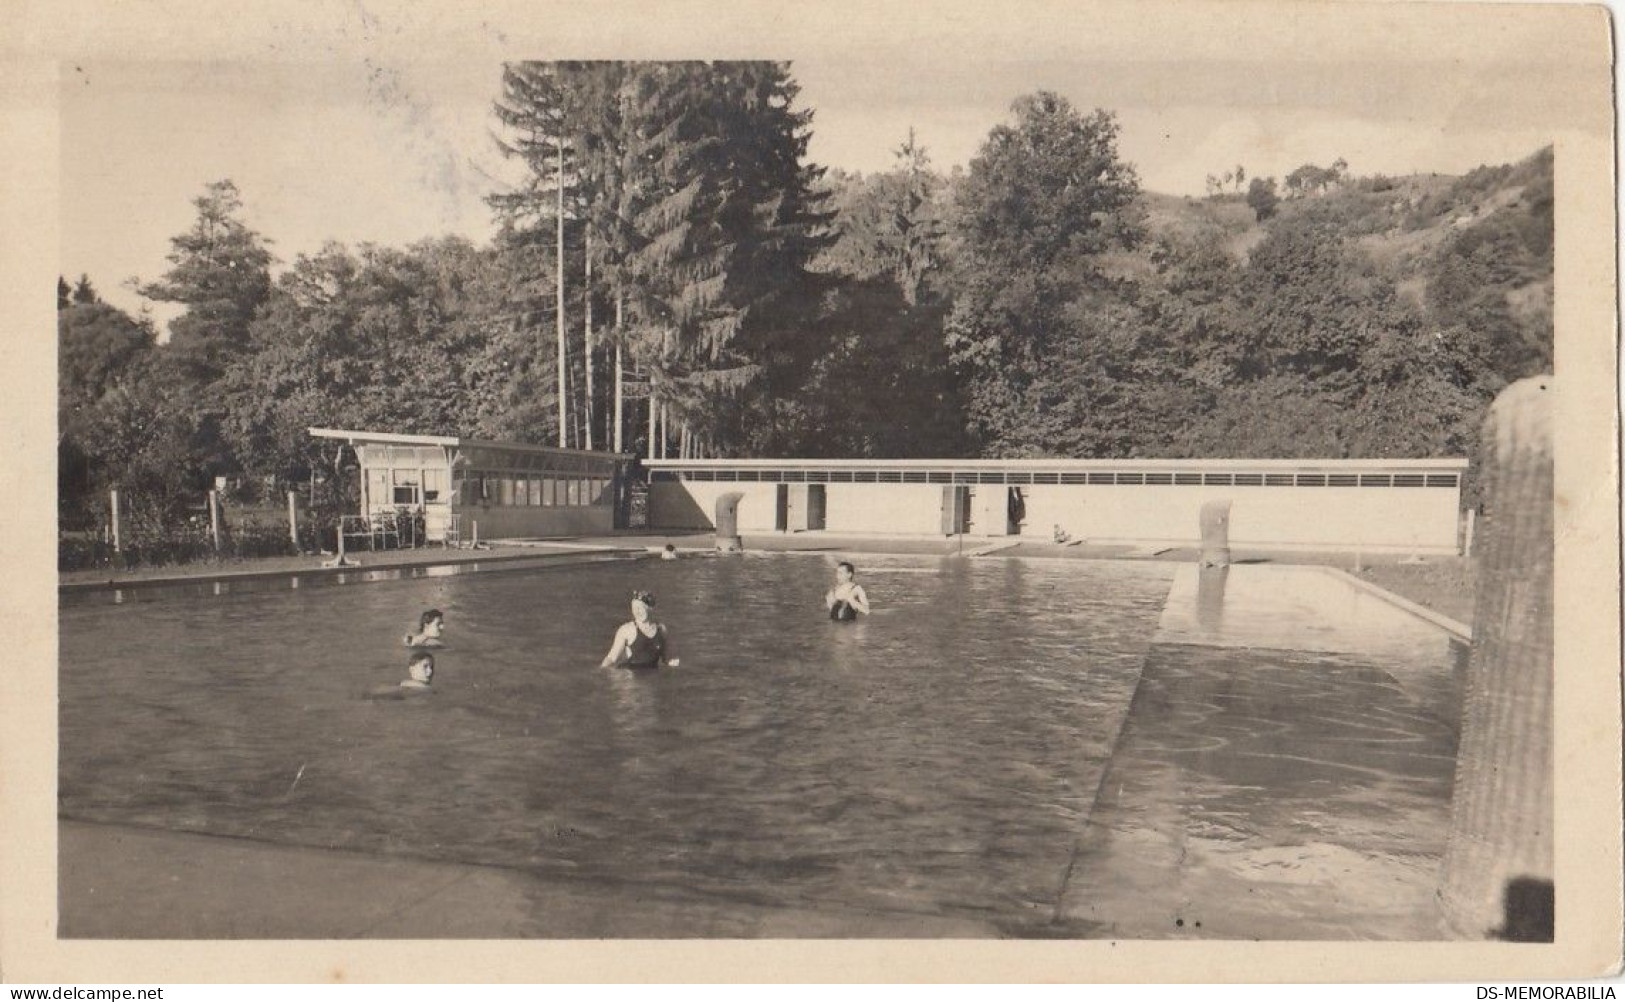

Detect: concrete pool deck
[58, 540, 645, 588]
[60, 529, 1474, 626]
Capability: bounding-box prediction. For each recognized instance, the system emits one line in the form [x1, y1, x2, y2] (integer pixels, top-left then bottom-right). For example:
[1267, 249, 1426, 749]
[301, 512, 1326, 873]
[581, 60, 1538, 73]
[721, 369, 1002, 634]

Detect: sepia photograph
[2, 0, 1619, 985]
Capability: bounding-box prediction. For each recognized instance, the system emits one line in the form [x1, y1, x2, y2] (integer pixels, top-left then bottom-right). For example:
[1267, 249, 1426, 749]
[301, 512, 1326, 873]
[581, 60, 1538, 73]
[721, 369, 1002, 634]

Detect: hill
[1137, 146, 1553, 345]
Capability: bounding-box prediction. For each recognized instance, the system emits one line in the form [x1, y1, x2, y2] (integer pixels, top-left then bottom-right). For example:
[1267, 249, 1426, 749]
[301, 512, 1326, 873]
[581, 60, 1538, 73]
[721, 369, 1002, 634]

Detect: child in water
[601, 590, 680, 668]
[660, 544, 680, 560]
[825, 561, 871, 621]
[403, 609, 445, 647]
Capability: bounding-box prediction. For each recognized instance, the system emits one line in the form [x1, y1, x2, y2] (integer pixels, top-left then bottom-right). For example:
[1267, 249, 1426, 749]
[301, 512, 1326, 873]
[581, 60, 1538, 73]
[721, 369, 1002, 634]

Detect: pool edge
[1318, 566, 1473, 641]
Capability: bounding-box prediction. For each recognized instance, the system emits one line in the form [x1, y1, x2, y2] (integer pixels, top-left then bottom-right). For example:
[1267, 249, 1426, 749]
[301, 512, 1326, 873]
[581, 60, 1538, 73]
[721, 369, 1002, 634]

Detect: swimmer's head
[663, 544, 676, 553]
[407, 650, 435, 684]
[630, 590, 655, 621]
[836, 561, 855, 581]
[419, 609, 444, 638]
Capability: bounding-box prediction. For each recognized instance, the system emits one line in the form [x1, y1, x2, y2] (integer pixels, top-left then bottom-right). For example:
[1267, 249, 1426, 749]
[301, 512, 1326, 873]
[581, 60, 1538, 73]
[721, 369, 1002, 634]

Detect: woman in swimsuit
[825, 561, 871, 621]
[600, 590, 680, 668]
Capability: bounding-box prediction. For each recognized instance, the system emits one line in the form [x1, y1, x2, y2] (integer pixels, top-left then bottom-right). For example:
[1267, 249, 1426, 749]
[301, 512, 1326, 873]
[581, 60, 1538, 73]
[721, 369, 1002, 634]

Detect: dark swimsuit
[830, 600, 857, 622]
[624, 623, 666, 667]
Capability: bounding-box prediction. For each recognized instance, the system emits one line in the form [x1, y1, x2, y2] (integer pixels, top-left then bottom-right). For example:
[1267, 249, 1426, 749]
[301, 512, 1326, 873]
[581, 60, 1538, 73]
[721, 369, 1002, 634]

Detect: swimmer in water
[600, 590, 680, 668]
[403, 608, 445, 647]
[400, 650, 435, 690]
[660, 543, 680, 561]
[363, 650, 436, 699]
[825, 561, 870, 621]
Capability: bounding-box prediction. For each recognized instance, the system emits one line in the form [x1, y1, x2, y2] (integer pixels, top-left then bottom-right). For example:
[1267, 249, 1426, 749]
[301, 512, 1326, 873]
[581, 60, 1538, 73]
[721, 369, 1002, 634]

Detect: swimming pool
[59, 554, 1178, 934]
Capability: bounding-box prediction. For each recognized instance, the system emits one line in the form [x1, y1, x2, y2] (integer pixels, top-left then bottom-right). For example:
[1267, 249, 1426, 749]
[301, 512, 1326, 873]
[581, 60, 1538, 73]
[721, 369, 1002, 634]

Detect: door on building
[774, 484, 789, 532]
[807, 484, 827, 530]
[940, 485, 970, 535]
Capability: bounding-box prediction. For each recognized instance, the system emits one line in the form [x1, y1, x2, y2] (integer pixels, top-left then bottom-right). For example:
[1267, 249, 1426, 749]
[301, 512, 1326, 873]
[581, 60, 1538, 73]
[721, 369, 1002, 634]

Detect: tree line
[58, 61, 1552, 536]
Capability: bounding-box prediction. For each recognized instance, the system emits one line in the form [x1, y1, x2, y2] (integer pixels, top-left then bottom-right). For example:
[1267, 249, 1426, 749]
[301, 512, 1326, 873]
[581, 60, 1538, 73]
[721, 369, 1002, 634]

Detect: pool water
[1058, 641, 1466, 939]
[60, 554, 1178, 933]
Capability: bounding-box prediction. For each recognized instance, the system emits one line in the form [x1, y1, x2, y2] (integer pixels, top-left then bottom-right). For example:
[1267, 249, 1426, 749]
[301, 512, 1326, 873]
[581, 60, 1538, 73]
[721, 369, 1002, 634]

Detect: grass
[1354, 557, 1477, 627]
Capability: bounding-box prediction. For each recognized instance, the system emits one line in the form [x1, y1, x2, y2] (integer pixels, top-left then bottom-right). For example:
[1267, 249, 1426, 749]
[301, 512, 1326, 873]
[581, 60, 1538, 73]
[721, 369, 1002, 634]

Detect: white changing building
[645, 457, 1469, 554]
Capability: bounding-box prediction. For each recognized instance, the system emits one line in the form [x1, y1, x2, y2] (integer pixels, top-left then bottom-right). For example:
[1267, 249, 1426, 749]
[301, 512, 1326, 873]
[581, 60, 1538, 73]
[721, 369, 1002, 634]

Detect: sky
[53, 2, 1609, 329]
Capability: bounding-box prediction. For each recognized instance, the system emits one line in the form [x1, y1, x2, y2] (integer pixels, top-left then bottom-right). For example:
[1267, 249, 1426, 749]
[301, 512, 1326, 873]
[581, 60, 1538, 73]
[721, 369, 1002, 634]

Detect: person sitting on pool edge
[600, 590, 680, 668]
[825, 561, 870, 622]
[403, 608, 445, 647]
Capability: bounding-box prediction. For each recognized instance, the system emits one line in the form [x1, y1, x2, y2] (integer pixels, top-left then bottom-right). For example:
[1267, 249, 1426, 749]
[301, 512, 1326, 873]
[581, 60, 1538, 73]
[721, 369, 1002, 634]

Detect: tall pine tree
[138, 180, 273, 385]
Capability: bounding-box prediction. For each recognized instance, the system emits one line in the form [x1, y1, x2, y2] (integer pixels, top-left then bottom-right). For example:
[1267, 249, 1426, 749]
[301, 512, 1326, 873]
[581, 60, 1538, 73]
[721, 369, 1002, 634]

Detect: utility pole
[614, 291, 624, 454]
[584, 232, 595, 451]
[555, 128, 567, 448]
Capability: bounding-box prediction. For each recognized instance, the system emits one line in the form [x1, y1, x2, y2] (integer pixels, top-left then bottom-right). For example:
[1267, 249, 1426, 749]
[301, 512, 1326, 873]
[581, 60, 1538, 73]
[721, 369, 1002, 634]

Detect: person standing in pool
[601, 590, 680, 668]
[825, 561, 870, 621]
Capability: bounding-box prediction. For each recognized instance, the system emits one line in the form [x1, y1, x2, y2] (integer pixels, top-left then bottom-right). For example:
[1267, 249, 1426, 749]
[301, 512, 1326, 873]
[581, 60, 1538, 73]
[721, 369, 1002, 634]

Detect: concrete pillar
[1438, 376, 1553, 941]
[1199, 499, 1231, 567]
[715, 491, 745, 553]
[109, 489, 121, 552]
[288, 491, 300, 549]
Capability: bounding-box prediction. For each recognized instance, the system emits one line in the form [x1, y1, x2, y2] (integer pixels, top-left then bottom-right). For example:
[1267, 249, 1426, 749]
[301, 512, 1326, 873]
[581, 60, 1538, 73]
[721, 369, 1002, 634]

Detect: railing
[343, 509, 465, 551]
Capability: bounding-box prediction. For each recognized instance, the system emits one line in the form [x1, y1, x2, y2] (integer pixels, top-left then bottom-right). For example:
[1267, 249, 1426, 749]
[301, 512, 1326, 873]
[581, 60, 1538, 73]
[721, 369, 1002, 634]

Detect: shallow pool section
[60, 555, 1176, 934]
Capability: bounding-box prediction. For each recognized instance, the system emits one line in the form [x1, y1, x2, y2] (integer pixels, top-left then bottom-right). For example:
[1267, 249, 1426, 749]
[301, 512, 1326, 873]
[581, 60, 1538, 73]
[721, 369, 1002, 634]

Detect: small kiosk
[309, 428, 628, 543]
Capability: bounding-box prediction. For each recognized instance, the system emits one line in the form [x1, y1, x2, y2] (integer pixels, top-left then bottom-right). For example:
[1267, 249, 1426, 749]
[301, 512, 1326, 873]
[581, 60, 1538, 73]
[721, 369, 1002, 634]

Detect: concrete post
[715, 491, 745, 553]
[208, 490, 221, 552]
[1199, 499, 1231, 568]
[1438, 376, 1554, 941]
[288, 491, 300, 549]
[109, 489, 121, 552]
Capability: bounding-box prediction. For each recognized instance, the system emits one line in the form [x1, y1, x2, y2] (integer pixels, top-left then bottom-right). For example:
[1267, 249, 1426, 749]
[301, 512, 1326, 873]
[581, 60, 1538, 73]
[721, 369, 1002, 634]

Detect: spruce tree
[138, 180, 273, 385]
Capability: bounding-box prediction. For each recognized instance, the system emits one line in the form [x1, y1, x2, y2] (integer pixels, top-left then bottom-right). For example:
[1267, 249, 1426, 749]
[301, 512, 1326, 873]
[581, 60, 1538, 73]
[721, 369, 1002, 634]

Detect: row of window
[652, 470, 1460, 488]
[459, 473, 611, 508]
[365, 467, 612, 508]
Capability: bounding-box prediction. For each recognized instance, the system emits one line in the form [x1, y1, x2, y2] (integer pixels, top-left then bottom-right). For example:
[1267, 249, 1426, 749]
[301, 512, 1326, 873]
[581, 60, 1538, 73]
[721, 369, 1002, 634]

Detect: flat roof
[645, 457, 1470, 471]
[308, 427, 630, 460]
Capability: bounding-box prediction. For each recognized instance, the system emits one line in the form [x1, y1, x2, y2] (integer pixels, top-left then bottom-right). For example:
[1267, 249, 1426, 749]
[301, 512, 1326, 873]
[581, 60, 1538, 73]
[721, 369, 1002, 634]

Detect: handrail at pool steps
[1318, 566, 1472, 641]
